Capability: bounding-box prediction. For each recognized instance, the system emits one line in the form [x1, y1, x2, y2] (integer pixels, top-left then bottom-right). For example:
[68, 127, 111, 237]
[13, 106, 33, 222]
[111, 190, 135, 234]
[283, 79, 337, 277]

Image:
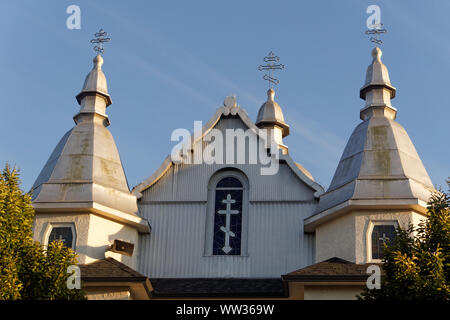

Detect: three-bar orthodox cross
[258, 51, 285, 88]
[365, 23, 387, 46]
[218, 194, 239, 254]
[90, 28, 111, 55]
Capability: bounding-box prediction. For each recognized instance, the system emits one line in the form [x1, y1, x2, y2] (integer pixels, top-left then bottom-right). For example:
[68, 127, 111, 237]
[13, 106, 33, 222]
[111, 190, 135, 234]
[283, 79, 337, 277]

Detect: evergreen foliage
[360, 179, 450, 300]
[0, 164, 85, 300]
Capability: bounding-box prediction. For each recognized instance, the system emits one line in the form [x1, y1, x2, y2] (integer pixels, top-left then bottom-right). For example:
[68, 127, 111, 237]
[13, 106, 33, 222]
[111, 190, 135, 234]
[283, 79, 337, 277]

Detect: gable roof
[132, 104, 324, 198]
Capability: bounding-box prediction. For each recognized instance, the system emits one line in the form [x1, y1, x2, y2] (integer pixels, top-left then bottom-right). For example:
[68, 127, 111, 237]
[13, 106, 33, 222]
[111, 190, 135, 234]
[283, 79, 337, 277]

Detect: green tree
[0, 164, 85, 300]
[359, 180, 450, 300]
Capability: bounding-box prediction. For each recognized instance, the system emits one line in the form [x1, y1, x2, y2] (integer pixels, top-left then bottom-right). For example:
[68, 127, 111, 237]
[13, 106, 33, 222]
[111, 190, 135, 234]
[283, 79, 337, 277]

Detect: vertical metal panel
[137, 116, 319, 278]
[141, 116, 316, 203]
[142, 162, 315, 202]
[138, 201, 316, 278]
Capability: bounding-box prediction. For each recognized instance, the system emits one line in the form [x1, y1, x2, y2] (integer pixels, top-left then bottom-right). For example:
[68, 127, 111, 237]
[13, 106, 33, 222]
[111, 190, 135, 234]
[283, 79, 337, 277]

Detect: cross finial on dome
[365, 23, 387, 46]
[90, 29, 111, 55]
[75, 35, 112, 114]
[258, 51, 285, 89]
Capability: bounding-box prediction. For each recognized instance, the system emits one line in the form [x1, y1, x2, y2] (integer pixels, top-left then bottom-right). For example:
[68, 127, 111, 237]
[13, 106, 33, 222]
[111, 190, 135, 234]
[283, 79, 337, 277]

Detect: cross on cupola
[258, 51, 285, 88]
[365, 23, 387, 46]
[90, 28, 111, 55]
[218, 194, 239, 254]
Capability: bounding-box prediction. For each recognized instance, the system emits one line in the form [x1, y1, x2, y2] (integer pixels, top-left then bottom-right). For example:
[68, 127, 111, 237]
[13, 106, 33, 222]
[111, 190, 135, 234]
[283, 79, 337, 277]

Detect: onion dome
[256, 88, 289, 137]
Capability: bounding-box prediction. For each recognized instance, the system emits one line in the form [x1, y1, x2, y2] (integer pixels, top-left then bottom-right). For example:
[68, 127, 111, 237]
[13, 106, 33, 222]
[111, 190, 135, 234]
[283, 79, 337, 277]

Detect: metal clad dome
[256, 88, 289, 137]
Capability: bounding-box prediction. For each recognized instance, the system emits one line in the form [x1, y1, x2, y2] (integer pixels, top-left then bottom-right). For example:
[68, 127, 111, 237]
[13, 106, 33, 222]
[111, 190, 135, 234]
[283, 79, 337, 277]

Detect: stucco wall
[354, 210, 417, 264]
[316, 210, 425, 264]
[33, 212, 139, 268]
[86, 214, 139, 268]
[33, 213, 91, 264]
[304, 285, 363, 300]
[316, 213, 356, 263]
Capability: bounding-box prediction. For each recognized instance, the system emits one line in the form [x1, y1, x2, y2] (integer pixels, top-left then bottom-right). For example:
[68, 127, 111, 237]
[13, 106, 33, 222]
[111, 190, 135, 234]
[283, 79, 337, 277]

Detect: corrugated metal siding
[137, 115, 318, 278]
[138, 201, 316, 278]
[247, 202, 316, 275]
[141, 163, 315, 202]
[141, 116, 315, 203]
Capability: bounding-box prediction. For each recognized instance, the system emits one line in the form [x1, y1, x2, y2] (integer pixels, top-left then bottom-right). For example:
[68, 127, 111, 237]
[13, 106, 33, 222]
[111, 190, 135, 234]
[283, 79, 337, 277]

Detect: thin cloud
[384, 1, 450, 66]
[90, 2, 261, 106]
[288, 115, 346, 172]
[116, 48, 218, 108]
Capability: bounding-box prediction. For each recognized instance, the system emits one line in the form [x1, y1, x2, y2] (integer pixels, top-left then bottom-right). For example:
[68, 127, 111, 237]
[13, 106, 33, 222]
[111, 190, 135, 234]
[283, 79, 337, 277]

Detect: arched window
[205, 170, 249, 256]
[213, 177, 243, 255]
[45, 223, 76, 250]
[368, 221, 397, 261]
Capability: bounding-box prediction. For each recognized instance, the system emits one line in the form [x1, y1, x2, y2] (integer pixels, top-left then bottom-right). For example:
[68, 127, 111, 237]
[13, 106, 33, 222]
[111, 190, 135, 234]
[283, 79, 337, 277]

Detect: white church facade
[30, 45, 435, 300]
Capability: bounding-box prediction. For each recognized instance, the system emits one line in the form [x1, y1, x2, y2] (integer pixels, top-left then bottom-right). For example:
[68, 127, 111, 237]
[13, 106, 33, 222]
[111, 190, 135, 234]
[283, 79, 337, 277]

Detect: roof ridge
[322, 257, 352, 264]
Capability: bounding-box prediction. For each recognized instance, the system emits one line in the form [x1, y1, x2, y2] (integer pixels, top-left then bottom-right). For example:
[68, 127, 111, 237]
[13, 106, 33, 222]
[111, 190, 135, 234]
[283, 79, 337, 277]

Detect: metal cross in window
[218, 194, 239, 254]
[379, 233, 390, 243]
[57, 234, 66, 244]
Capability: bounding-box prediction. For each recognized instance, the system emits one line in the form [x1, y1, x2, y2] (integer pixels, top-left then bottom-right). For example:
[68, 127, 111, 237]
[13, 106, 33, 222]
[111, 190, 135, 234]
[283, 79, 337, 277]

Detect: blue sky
[0, 0, 448, 192]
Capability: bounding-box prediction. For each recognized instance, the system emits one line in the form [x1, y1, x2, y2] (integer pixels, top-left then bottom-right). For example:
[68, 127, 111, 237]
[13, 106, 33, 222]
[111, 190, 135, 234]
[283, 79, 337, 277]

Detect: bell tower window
[368, 221, 398, 261]
[45, 223, 76, 250]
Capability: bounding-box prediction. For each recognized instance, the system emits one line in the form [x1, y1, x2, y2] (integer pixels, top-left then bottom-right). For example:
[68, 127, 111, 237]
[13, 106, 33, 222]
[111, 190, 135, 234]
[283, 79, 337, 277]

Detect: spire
[359, 47, 397, 121]
[31, 51, 142, 218]
[74, 55, 112, 125]
[307, 46, 435, 234]
[76, 55, 111, 105]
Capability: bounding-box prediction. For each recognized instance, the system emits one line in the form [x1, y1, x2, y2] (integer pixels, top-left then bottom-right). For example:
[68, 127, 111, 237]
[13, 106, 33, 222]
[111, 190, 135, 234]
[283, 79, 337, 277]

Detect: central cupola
[256, 88, 289, 153]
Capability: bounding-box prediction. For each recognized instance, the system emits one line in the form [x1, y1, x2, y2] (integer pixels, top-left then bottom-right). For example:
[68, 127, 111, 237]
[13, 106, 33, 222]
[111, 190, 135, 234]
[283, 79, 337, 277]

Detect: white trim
[304, 198, 428, 232]
[204, 169, 249, 257]
[43, 222, 77, 250]
[366, 220, 398, 263]
[131, 105, 323, 198]
[33, 202, 150, 234]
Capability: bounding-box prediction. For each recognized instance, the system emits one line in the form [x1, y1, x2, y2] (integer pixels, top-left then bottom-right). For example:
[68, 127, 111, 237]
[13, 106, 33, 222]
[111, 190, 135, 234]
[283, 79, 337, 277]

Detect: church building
[30, 41, 435, 299]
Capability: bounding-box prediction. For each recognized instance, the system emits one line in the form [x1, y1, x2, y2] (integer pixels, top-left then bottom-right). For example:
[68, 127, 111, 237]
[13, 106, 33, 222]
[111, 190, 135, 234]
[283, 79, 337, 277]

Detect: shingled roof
[282, 257, 383, 282]
[150, 278, 287, 298]
[79, 258, 153, 299]
[79, 258, 147, 281]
